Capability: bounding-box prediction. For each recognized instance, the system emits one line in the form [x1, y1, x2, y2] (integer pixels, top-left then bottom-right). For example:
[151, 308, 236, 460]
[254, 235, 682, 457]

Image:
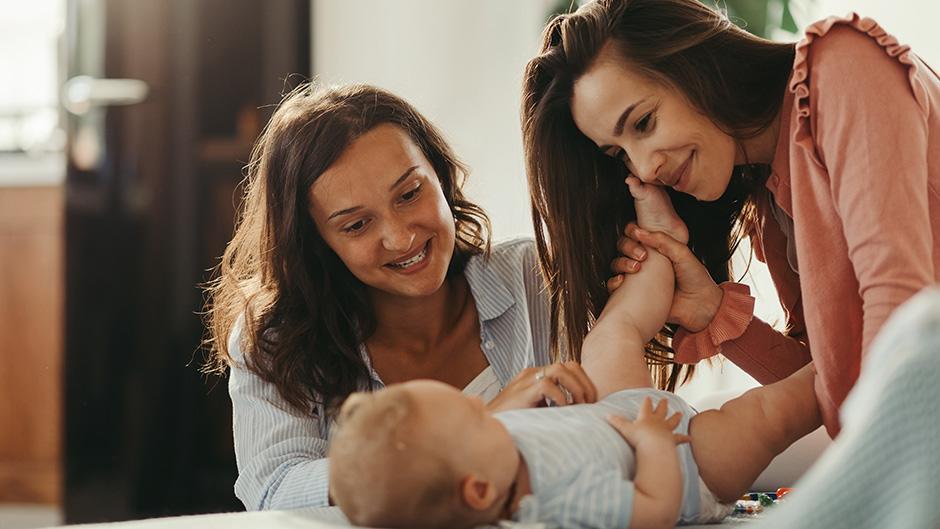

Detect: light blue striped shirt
[227, 238, 553, 510]
[498, 388, 702, 528]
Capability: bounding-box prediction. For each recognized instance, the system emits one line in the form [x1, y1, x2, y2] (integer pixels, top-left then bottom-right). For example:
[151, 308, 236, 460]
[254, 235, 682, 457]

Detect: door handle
[63, 75, 149, 115]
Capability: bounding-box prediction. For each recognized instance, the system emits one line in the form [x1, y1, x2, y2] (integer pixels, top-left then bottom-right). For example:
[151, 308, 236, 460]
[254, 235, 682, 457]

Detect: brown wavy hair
[522, 0, 794, 390]
[204, 83, 491, 414]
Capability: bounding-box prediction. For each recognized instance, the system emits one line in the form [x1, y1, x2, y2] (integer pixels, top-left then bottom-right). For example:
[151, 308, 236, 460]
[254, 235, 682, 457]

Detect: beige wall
[312, 0, 556, 240]
[814, 0, 940, 65]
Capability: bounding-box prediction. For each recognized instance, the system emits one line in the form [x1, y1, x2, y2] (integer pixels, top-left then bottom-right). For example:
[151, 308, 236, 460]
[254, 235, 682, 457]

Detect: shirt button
[485, 340, 495, 349]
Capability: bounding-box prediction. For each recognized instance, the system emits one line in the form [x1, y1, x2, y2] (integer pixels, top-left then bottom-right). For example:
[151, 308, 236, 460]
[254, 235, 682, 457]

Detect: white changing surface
[57, 506, 758, 529]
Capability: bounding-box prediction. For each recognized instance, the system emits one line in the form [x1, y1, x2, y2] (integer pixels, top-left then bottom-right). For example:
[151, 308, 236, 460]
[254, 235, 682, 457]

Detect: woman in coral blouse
[522, 0, 940, 436]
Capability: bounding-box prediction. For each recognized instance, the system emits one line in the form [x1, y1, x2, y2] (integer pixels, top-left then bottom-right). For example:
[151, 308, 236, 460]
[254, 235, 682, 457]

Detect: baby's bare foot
[626, 176, 689, 244]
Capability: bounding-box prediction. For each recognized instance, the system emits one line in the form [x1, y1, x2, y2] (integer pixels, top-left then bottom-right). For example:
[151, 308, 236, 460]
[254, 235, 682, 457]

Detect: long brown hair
[204, 83, 491, 414]
[522, 0, 793, 390]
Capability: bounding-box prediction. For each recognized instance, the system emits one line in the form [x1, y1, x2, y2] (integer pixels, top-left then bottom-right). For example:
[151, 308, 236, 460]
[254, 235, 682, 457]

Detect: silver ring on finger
[534, 368, 546, 383]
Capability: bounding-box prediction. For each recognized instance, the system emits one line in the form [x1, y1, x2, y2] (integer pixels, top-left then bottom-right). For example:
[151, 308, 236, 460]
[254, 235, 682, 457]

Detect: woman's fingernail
[635, 228, 649, 237]
[634, 249, 646, 259]
[628, 261, 638, 271]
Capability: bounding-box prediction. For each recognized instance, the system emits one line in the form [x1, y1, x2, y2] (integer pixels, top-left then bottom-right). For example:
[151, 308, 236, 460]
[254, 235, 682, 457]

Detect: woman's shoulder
[782, 12, 935, 154]
[466, 236, 537, 270]
[488, 236, 538, 263]
[792, 14, 928, 102]
[799, 14, 892, 54]
[227, 313, 248, 364]
[465, 236, 542, 301]
[477, 237, 541, 278]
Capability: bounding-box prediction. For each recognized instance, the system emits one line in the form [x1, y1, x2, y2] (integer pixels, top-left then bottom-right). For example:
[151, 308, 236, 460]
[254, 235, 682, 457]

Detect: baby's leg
[580, 247, 675, 397]
[688, 363, 821, 503]
[581, 182, 683, 398]
[580, 300, 656, 397]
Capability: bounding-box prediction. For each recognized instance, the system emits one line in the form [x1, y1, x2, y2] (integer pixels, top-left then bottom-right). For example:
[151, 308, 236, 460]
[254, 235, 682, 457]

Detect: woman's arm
[616, 228, 813, 383]
[674, 282, 812, 384]
[228, 330, 332, 510]
[806, 25, 935, 356]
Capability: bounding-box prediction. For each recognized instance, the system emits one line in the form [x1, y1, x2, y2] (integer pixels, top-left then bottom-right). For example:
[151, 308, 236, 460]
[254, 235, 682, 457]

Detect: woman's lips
[386, 240, 431, 272]
[667, 153, 694, 192]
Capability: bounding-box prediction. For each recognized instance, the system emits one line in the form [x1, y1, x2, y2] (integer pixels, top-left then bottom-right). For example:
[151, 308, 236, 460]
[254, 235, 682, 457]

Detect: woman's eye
[400, 185, 421, 203]
[635, 112, 653, 133]
[608, 148, 629, 165]
[343, 219, 368, 233]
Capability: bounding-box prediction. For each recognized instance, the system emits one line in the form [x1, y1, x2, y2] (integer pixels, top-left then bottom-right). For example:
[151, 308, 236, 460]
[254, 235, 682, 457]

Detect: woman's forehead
[309, 124, 428, 203]
[572, 60, 658, 139]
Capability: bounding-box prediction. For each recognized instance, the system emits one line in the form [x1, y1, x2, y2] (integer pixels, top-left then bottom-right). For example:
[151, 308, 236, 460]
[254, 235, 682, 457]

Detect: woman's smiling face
[570, 42, 741, 201]
[307, 123, 456, 300]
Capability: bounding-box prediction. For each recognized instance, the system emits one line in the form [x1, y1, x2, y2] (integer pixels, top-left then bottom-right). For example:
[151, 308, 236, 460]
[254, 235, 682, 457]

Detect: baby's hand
[625, 176, 689, 245]
[606, 397, 690, 449]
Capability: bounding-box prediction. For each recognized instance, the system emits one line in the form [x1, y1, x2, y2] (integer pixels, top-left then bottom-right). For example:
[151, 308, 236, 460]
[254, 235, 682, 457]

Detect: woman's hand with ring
[486, 361, 598, 412]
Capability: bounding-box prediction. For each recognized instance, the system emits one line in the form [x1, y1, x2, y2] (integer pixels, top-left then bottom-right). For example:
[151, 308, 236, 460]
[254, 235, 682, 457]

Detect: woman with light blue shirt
[202, 83, 597, 511]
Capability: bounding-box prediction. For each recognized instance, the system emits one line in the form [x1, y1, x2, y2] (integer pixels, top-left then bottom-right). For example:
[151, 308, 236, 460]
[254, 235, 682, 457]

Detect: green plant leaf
[780, 0, 799, 33]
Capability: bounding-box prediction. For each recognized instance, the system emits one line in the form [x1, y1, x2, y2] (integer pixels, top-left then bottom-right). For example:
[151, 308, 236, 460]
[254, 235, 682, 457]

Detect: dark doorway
[63, 0, 310, 522]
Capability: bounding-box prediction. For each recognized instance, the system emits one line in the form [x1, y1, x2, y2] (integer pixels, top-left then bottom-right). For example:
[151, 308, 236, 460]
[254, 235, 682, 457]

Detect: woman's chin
[693, 185, 726, 202]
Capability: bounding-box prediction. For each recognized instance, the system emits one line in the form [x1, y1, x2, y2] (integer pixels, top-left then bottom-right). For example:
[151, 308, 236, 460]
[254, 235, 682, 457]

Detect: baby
[328, 179, 821, 529]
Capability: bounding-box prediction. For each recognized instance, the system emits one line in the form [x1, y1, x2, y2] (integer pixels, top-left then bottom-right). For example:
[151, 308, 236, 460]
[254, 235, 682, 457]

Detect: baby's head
[329, 380, 518, 529]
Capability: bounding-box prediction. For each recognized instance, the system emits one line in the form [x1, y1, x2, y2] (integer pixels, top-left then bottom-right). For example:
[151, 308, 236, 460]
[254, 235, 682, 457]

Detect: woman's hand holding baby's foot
[625, 176, 688, 244]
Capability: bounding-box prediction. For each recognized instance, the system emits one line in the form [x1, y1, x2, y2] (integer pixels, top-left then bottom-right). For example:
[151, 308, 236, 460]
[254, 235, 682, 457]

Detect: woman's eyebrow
[327, 165, 421, 221]
[327, 205, 361, 221]
[613, 98, 646, 137]
[599, 98, 647, 151]
[388, 165, 419, 190]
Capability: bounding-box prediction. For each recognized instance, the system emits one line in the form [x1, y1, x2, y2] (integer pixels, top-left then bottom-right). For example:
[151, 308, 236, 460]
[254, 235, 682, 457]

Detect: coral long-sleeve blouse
[674, 14, 940, 436]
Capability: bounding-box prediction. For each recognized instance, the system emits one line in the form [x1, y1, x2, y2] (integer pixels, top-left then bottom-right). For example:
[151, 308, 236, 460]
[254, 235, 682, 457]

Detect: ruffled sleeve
[769, 13, 932, 218]
[791, 13, 930, 132]
[673, 282, 756, 364]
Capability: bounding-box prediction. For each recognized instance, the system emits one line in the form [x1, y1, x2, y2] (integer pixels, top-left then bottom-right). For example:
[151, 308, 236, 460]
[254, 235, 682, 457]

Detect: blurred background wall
[312, 0, 557, 240]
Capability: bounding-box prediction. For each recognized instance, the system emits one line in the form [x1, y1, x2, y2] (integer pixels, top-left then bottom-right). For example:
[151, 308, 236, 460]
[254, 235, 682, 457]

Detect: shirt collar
[463, 251, 516, 322]
[361, 251, 516, 386]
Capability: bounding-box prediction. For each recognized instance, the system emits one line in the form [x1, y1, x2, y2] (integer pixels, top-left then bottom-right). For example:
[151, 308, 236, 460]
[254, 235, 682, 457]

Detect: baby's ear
[459, 474, 498, 511]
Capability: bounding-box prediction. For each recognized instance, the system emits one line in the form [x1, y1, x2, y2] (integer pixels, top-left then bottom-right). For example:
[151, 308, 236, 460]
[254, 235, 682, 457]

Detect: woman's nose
[381, 218, 416, 252]
[629, 149, 666, 184]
